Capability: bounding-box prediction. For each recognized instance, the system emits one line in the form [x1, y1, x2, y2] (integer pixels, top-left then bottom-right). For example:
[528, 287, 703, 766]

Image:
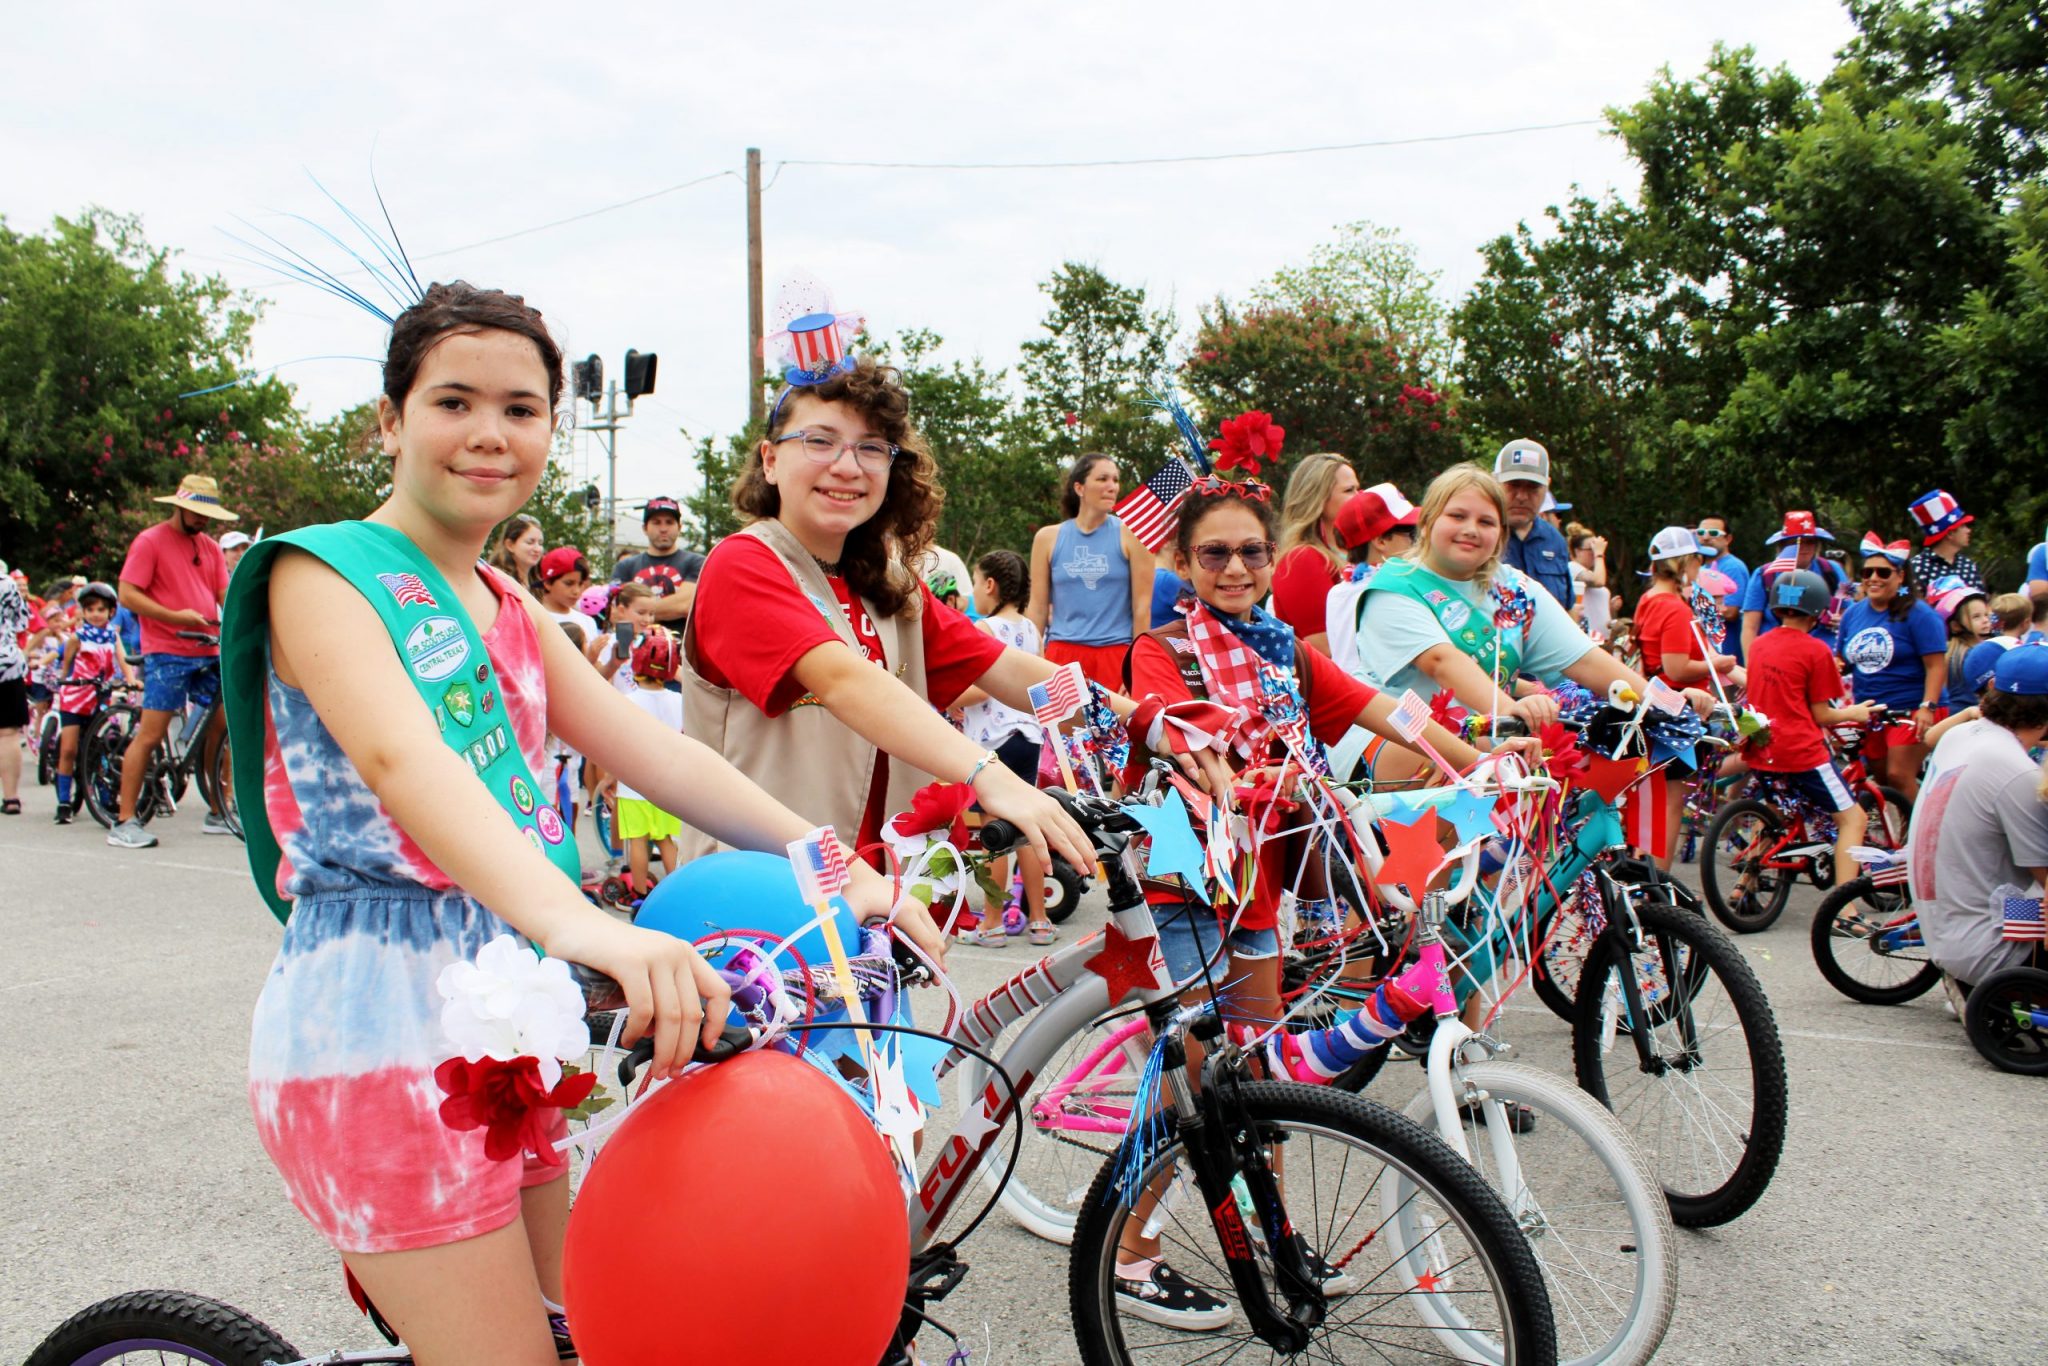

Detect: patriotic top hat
[1907, 488, 1972, 545]
[1765, 509, 1834, 546]
[763, 271, 864, 389]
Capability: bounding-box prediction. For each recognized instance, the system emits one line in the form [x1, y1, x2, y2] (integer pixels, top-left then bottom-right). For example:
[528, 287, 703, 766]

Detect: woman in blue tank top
[1027, 452, 1152, 689]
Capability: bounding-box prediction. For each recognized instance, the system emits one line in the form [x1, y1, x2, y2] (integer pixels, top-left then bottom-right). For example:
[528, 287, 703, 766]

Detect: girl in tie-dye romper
[236, 282, 902, 1365]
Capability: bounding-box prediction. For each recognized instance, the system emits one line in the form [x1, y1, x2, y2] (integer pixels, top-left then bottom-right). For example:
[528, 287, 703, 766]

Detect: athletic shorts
[1153, 899, 1279, 988]
[142, 652, 219, 713]
[0, 678, 25, 729]
[59, 709, 93, 729]
[1757, 762, 1856, 814]
[1044, 639, 1129, 693]
[615, 796, 682, 842]
[24, 681, 50, 706]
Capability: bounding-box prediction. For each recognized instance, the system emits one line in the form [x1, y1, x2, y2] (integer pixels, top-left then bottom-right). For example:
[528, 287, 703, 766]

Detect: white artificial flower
[438, 935, 591, 1089]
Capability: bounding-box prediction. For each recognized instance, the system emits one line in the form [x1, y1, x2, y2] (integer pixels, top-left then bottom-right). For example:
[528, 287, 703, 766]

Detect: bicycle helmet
[1768, 568, 1830, 620]
[577, 583, 615, 618]
[76, 581, 118, 609]
[630, 628, 680, 682]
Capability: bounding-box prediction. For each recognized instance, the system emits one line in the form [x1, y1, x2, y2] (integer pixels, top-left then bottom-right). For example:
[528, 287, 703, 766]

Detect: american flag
[1644, 676, 1687, 715]
[1387, 690, 1431, 742]
[1028, 662, 1087, 728]
[1868, 858, 1911, 887]
[2001, 889, 2045, 943]
[786, 826, 850, 903]
[1112, 458, 1194, 552]
[377, 572, 437, 609]
[1765, 548, 1798, 578]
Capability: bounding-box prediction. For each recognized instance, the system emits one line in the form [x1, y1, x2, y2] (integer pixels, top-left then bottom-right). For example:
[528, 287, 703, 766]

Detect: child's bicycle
[26, 787, 1558, 1366]
[1698, 710, 1911, 933]
[1808, 847, 1938, 1005]
[77, 631, 239, 837]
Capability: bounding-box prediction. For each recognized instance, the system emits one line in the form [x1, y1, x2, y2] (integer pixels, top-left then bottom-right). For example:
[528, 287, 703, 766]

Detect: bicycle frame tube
[1450, 789, 1622, 1008]
[1028, 1014, 1150, 1135]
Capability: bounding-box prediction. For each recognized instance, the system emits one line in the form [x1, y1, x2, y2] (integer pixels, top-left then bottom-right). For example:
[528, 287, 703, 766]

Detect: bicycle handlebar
[615, 1022, 757, 1090]
[173, 630, 219, 645]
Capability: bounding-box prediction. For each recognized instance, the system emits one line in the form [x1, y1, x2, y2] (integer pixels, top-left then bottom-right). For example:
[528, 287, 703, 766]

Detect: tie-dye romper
[248, 564, 571, 1253]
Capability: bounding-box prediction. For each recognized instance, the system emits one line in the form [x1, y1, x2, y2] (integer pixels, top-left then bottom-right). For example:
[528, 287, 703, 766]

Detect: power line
[409, 169, 739, 259]
[776, 118, 1605, 172]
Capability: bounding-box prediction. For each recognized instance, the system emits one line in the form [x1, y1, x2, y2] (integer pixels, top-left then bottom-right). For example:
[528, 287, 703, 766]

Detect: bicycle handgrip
[615, 1022, 754, 1090]
[980, 818, 1023, 854]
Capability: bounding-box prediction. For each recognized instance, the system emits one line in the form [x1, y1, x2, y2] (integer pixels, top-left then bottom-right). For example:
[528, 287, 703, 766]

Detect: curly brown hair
[733, 358, 942, 619]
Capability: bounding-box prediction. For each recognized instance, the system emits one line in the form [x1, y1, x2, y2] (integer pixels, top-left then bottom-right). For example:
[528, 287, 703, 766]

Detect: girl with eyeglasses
[1836, 536, 1948, 799]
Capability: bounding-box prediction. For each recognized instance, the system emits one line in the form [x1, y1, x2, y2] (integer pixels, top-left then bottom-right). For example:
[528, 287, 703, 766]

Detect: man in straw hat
[107, 474, 238, 848]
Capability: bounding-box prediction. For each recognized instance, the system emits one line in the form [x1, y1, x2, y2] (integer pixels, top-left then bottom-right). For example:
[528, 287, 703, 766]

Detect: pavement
[3, 776, 2044, 1365]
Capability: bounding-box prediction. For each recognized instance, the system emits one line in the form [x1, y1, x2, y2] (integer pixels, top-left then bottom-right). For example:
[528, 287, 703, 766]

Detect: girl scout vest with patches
[679, 518, 936, 860]
[1363, 557, 1531, 684]
[221, 520, 580, 924]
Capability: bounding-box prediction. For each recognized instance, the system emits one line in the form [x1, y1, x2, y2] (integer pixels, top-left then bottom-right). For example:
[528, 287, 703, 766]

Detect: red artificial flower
[435, 1055, 597, 1165]
[1208, 410, 1287, 478]
[890, 781, 977, 845]
[1063, 411, 1081, 427]
[1427, 689, 1469, 733]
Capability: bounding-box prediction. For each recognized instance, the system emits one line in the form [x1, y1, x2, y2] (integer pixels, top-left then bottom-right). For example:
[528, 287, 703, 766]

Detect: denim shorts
[1152, 899, 1279, 988]
[142, 652, 219, 713]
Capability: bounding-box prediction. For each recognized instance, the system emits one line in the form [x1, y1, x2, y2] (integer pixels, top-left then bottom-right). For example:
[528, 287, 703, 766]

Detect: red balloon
[564, 1049, 909, 1366]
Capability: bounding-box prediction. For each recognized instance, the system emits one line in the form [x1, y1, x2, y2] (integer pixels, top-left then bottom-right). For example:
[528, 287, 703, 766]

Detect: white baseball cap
[220, 530, 254, 551]
[1647, 526, 1704, 560]
[1494, 439, 1551, 486]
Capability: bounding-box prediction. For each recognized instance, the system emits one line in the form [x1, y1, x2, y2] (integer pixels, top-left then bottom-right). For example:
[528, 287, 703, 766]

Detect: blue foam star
[1439, 788, 1500, 847]
[1649, 734, 1697, 771]
[1127, 790, 1211, 904]
[893, 1030, 953, 1110]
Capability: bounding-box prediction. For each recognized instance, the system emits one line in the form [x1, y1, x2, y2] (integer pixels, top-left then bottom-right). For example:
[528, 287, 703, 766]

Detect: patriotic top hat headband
[763, 272, 864, 424]
[1907, 488, 1972, 544]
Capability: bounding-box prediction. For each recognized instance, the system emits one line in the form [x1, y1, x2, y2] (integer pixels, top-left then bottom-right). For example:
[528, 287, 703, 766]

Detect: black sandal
[1, 798, 20, 815]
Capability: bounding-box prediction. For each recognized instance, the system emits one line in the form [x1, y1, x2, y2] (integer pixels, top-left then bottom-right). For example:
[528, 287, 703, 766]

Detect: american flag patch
[1387, 690, 1431, 742]
[377, 572, 437, 609]
[2001, 889, 2045, 943]
[1028, 662, 1087, 728]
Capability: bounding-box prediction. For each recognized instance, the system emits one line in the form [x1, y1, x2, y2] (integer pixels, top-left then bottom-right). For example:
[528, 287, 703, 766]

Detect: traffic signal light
[574, 354, 603, 405]
[582, 484, 601, 511]
[624, 349, 658, 400]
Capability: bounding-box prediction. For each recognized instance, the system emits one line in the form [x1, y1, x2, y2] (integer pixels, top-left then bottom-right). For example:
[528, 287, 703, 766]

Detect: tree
[684, 427, 757, 550]
[1253, 220, 1457, 374]
[1017, 262, 1179, 476]
[0, 210, 296, 579]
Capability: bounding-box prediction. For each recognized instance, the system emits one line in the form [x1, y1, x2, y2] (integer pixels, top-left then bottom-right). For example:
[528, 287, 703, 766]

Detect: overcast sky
[10, 1, 1855, 520]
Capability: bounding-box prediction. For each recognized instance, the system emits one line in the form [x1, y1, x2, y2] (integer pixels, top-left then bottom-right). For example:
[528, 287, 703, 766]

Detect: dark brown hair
[735, 358, 941, 619]
[977, 549, 1029, 611]
[1982, 685, 2048, 734]
[1174, 484, 1280, 560]
[384, 281, 564, 412]
[1867, 558, 1914, 621]
[1060, 453, 1117, 521]
[487, 514, 544, 586]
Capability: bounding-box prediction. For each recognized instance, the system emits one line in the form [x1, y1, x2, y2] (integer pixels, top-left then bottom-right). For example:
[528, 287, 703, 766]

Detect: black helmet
[1768, 568, 1830, 620]
[77, 581, 118, 609]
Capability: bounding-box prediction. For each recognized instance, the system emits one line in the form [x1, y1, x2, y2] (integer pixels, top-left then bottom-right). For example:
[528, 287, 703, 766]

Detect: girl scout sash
[1363, 557, 1528, 683]
[222, 519, 580, 924]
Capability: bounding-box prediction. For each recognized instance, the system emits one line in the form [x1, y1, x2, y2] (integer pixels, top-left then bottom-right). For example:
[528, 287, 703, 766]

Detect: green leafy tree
[1017, 262, 1179, 475]
[1253, 221, 1457, 374]
[684, 428, 758, 550]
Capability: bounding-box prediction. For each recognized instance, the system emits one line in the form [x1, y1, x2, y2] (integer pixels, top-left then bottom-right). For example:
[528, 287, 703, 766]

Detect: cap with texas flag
[1907, 488, 1972, 545]
[1336, 482, 1419, 549]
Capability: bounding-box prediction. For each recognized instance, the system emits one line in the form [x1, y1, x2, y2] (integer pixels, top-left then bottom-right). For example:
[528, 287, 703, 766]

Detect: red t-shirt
[1269, 545, 1340, 639]
[690, 533, 1004, 850]
[1129, 631, 1376, 930]
[1632, 590, 1703, 687]
[119, 520, 228, 657]
[1742, 625, 1840, 771]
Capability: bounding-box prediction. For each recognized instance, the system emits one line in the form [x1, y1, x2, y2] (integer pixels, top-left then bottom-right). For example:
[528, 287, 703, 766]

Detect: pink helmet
[577, 583, 615, 617]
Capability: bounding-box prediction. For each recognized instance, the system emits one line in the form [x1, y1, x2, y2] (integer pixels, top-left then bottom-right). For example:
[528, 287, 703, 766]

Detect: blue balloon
[635, 850, 853, 966]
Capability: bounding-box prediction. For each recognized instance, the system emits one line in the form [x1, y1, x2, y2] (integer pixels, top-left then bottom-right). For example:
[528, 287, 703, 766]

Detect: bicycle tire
[209, 738, 242, 840]
[80, 707, 152, 831]
[1699, 799, 1794, 933]
[1573, 895, 1788, 1227]
[1400, 1060, 1676, 1366]
[1043, 859, 1085, 924]
[1068, 1080, 1557, 1366]
[1963, 966, 2048, 1076]
[24, 1289, 301, 1366]
[36, 712, 60, 786]
[1862, 785, 1912, 850]
[1809, 878, 1937, 1005]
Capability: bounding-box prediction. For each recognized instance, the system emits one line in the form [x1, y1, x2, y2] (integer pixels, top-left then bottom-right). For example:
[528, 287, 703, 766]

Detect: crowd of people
[8, 276, 2048, 1358]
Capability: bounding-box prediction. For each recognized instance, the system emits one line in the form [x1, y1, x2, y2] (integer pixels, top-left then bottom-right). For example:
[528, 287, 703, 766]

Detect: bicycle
[34, 704, 62, 785]
[1808, 848, 1938, 1005]
[1698, 715, 1911, 934]
[79, 631, 239, 837]
[28, 786, 1557, 1366]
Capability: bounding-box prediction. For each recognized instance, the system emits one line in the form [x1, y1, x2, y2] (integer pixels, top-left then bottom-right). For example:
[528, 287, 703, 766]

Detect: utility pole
[585, 379, 626, 567]
[746, 146, 765, 429]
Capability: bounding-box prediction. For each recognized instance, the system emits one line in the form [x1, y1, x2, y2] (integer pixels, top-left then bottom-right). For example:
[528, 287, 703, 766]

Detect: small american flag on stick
[2001, 889, 2045, 943]
[1113, 458, 1194, 553]
[377, 572, 437, 609]
[1028, 662, 1087, 729]
[1388, 690, 1432, 743]
[1644, 676, 1687, 715]
[787, 826, 850, 904]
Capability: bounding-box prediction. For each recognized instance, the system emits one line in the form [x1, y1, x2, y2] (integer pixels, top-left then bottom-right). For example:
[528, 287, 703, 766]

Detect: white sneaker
[1941, 973, 1969, 1020]
[202, 812, 234, 835]
[107, 819, 159, 849]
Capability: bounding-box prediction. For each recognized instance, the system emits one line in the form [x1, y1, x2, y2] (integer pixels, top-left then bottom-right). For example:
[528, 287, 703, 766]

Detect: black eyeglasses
[1192, 540, 1276, 571]
[1861, 564, 1897, 580]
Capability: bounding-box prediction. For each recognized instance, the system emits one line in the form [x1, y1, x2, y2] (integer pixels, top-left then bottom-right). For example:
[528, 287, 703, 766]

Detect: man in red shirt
[1742, 568, 1879, 888]
[108, 474, 239, 848]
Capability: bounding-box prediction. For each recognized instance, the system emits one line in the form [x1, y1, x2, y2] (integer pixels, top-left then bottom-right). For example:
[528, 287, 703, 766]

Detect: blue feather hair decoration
[222, 172, 426, 327]
[1140, 382, 1214, 476]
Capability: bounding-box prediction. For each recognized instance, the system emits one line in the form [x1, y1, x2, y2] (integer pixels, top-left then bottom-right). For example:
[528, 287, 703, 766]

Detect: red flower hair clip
[1209, 410, 1287, 478]
[1190, 474, 1272, 503]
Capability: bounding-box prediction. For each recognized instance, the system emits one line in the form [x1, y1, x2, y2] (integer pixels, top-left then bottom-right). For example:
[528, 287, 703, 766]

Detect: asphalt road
[3, 779, 2043, 1365]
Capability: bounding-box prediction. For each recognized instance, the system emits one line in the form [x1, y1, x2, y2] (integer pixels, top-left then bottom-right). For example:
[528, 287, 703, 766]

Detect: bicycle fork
[1594, 868, 1700, 1074]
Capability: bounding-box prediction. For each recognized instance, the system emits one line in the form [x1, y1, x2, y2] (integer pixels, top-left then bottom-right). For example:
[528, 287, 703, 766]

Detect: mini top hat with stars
[1907, 488, 1972, 545]
[762, 272, 864, 392]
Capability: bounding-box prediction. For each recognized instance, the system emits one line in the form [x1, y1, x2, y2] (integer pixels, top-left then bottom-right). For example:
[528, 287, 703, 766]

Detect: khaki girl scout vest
[679, 518, 937, 861]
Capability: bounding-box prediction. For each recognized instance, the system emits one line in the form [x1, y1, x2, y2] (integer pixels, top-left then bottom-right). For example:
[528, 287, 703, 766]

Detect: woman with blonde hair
[1269, 451, 1359, 652]
[1354, 463, 1711, 786]
[487, 513, 546, 591]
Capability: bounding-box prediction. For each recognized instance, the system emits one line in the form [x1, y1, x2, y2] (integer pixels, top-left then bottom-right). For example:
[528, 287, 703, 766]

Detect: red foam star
[1374, 808, 1446, 895]
[1085, 923, 1164, 1005]
[1578, 752, 1647, 805]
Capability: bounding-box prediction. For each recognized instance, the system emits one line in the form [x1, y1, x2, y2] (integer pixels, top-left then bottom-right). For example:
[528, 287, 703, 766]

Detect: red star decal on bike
[1578, 752, 1647, 805]
[1084, 924, 1163, 1005]
[1375, 808, 1447, 894]
[1413, 1270, 1444, 1294]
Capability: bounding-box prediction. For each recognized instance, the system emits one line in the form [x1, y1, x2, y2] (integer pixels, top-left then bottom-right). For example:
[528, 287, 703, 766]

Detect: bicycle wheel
[1860, 785, 1912, 850]
[36, 712, 60, 786]
[80, 707, 150, 830]
[25, 1290, 301, 1366]
[1963, 967, 2048, 1076]
[1699, 799, 1793, 933]
[957, 1008, 1153, 1245]
[1532, 888, 1601, 1024]
[1402, 1061, 1676, 1366]
[209, 738, 242, 840]
[1069, 1081, 1557, 1365]
[1809, 878, 1938, 1005]
[1573, 894, 1788, 1227]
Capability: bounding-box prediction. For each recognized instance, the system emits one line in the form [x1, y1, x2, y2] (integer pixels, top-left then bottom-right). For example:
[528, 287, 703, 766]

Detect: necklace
[811, 552, 841, 577]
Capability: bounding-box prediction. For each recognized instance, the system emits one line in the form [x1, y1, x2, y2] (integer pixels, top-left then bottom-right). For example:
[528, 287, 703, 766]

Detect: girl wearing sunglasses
[1837, 535, 1948, 798]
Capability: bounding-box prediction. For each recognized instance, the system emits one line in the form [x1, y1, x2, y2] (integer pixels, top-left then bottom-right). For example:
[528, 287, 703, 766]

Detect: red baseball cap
[539, 546, 587, 582]
[1335, 483, 1420, 549]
